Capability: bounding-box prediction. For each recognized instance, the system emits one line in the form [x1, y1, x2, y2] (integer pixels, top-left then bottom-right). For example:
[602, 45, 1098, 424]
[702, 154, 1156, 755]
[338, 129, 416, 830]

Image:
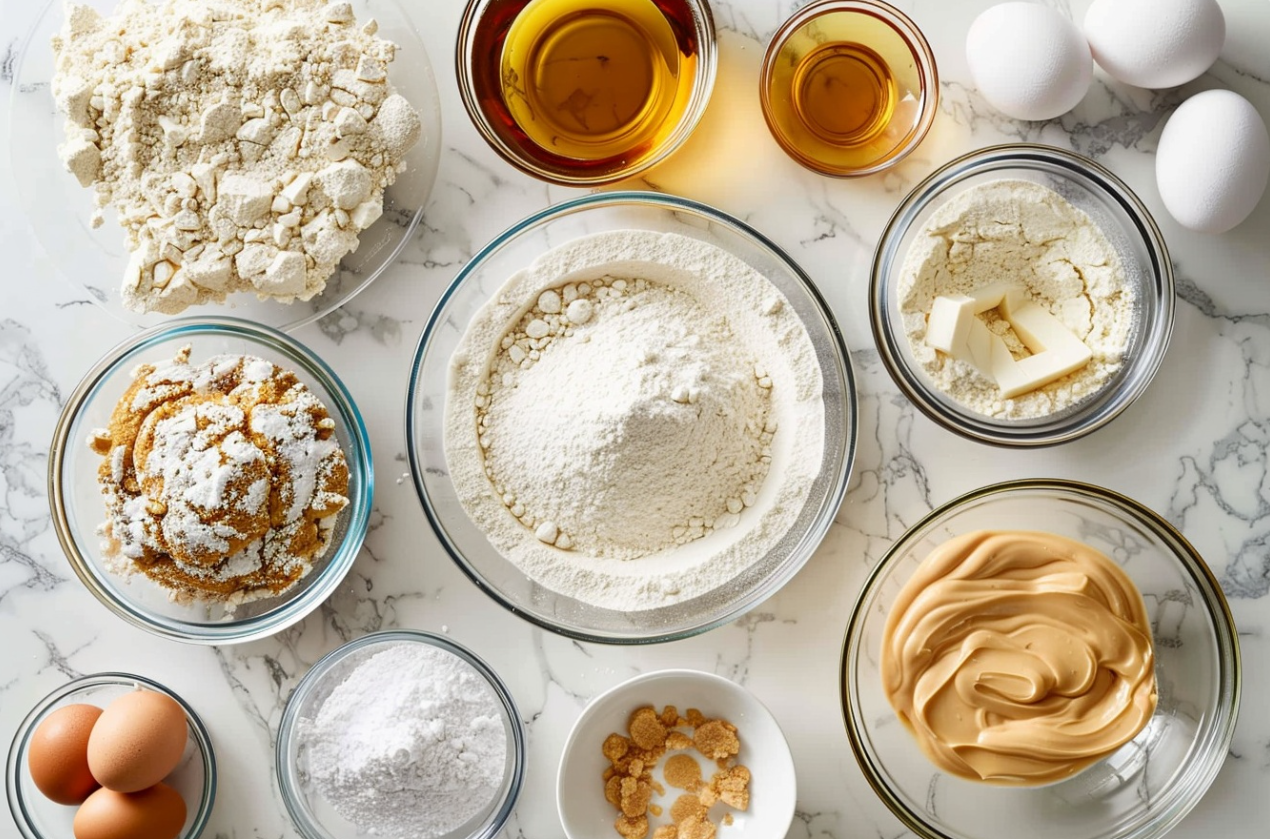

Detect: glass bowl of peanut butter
[841, 479, 1239, 839]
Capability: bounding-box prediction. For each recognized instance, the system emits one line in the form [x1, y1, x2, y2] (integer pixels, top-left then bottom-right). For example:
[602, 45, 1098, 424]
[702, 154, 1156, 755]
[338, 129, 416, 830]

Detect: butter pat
[926, 287, 1092, 399]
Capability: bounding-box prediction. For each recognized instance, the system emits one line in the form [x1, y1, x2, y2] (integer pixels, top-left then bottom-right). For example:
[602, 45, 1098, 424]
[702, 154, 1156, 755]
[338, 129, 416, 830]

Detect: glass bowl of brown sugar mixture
[407, 191, 857, 643]
[841, 479, 1240, 839]
[49, 318, 373, 644]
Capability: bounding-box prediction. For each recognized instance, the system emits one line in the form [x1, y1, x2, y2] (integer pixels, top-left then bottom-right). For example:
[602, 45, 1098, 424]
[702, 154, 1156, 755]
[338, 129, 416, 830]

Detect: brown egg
[86, 690, 188, 793]
[27, 703, 103, 804]
[73, 782, 187, 839]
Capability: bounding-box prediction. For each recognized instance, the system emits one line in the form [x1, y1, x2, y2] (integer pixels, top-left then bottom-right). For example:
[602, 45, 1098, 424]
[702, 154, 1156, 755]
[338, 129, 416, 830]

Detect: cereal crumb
[713, 765, 751, 810]
[664, 754, 702, 790]
[677, 812, 717, 839]
[693, 720, 740, 761]
[666, 731, 693, 750]
[629, 707, 668, 750]
[616, 814, 649, 839]
[600, 702, 751, 839]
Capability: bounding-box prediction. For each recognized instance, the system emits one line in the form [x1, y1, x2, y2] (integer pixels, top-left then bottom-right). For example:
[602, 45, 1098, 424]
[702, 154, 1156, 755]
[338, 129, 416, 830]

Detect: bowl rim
[405, 188, 858, 644]
[5, 671, 218, 839]
[9, 0, 442, 334]
[555, 667, 796, 839]
[454, 0, 718, 186]
[47, 316, 374, 644]
[868, 142, 1176, 447]
[274, 628, 527, 839]
[839, 477, 1242, 839]
[759, 0, 940, 177]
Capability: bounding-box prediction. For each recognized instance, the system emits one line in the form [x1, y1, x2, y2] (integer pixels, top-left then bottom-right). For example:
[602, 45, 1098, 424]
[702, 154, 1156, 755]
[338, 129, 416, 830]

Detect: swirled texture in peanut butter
[881, 530, 1157, 786]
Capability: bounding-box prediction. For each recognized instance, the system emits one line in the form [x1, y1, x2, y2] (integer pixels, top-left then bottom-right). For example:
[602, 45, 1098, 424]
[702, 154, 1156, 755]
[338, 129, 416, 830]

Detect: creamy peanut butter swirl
[881, 530, 1157, 786]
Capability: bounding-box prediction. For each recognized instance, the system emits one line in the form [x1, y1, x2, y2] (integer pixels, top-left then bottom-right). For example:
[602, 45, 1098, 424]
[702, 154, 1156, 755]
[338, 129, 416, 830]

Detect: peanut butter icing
[880, 530, 1157, 786]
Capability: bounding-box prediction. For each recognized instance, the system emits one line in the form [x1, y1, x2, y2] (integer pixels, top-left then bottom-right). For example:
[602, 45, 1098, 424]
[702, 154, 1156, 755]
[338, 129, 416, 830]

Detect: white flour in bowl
[897, 179, 1135, 419]
[444, 230, 824, 610]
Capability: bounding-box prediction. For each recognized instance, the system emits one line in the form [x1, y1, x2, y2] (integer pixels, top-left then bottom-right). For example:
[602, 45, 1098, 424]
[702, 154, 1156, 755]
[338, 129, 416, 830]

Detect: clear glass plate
[9, 0, 442, 332]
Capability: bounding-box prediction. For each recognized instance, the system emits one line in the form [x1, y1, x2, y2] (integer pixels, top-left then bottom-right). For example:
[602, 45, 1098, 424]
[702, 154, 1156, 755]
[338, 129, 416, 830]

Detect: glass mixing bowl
[276, 630, 526, 839]
[9, 0, 442, 331]
[407, 190, 856, 643]
[7, 673, 217, 839]
[455, 0, 717, 185]
[842, 479, 1240, 839]
[870, 144, 1174, 446]
[760, 0, 939, 177]
[48, 318, 373, 643]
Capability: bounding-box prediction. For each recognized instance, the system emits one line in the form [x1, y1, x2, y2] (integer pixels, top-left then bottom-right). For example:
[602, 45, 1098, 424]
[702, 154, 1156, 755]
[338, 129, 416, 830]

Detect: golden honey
[468, 0, 704, 180]
[761, 0, 936, 176]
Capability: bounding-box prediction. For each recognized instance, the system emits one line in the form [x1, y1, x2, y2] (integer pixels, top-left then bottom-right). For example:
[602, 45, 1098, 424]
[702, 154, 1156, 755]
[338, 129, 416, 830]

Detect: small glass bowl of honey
[760, 0, 938, 177]
[456, 0, 717, 186]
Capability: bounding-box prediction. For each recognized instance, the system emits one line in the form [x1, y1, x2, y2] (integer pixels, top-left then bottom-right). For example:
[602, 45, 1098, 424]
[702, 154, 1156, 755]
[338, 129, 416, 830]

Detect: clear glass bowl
[870, 144, 1174, 446]
[455, 0, 717, 185]
[276, 630, 526, 839]
[9, 0, 442, 332]
[48, 318, 373, 644]
[406, 190, 857, 643]
[760, 0, 939, 177]
[841, 479, 1240, 839]
[6, 673, 217, 839]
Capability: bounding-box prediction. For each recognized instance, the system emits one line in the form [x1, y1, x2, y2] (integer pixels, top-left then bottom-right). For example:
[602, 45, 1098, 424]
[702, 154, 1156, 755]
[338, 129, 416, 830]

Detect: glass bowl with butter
[870, 144, 1173, 447]
[841, 479, 1240, 839]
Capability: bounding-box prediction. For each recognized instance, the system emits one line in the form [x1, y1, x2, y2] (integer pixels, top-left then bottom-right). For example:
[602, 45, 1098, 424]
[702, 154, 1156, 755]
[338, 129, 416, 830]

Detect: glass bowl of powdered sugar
[48, 317, 373, 644]
[276, 630, 526, 839]
[407, 191, 857, 643]
[870, 144, 1174, 446]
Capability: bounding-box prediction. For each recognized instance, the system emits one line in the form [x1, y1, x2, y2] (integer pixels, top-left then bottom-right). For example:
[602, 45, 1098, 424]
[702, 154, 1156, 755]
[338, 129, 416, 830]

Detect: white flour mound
[445, 230, 825, 610]
[897, 179, 1136, 420]
[51, 0, 422, 314]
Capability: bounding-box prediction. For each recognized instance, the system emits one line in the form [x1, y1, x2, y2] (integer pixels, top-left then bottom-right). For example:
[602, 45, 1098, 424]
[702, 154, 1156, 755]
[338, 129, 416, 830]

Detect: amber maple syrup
[761, 1, 935, 175]
[469, 0, 701, 180]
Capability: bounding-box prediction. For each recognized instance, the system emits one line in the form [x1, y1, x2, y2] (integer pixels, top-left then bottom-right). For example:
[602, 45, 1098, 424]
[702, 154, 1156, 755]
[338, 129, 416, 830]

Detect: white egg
[966, 3, 1092, 121]
[1084, 0, 1225, 89]
[1156, 89, 1270, 233]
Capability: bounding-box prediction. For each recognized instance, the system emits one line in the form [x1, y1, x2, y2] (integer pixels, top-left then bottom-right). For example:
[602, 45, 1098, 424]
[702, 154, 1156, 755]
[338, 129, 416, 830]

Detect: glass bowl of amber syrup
[760, 0, 937, 176]
[457, 0, 717, 185]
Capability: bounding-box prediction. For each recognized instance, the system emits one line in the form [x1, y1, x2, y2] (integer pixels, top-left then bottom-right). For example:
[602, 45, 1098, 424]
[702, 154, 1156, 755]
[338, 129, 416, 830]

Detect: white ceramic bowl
[558, 669, 795, 839]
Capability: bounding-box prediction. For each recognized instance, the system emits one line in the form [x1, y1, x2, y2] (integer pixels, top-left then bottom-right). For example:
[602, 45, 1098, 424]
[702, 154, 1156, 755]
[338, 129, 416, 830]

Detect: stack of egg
[27, 691, 189, 839]
[965, 0, 1269, 234]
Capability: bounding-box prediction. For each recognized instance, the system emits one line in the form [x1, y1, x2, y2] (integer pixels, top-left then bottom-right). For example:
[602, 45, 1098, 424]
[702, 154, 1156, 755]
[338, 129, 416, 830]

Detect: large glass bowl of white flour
[407, 192, 857, 643]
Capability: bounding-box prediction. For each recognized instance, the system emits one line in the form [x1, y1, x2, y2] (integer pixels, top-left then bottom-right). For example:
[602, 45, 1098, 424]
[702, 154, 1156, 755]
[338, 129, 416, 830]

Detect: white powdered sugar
[51, 0, 423, 314]
[445, 230, 824, 610]
[302, 643, 508, 839]
[898, 179, 1136, 419]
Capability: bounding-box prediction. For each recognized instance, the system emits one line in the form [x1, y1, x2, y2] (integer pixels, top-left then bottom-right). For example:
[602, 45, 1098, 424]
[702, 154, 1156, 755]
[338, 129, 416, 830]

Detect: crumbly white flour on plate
[898, 179, 1136, 419]
[444, 230, 824, 610]
[51, 0, 422, 314]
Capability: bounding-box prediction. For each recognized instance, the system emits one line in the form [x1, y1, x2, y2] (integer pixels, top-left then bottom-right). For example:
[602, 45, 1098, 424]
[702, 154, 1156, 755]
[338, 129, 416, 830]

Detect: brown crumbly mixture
[91, 347, 349, 604]
[601, 704, 751, 839]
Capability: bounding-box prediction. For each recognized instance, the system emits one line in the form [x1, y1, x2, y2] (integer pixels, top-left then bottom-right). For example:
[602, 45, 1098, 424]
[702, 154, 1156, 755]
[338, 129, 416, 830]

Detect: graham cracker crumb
[630, 706, 668, 750]
[600, 702, 751, 839]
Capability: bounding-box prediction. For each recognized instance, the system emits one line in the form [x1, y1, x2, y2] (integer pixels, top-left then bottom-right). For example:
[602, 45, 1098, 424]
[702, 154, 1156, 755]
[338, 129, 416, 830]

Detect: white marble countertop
[4, 1, 1270, 837]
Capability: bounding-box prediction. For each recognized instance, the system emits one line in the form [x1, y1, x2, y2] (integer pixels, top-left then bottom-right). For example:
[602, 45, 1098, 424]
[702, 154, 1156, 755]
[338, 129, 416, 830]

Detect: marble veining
[3, 0, 1270, 837]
